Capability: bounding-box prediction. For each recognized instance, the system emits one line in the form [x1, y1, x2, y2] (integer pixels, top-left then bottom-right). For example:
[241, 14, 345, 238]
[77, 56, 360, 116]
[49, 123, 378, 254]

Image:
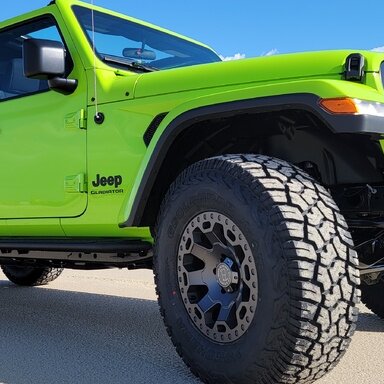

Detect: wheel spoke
[190, 243, 212, 263]
[217, 304, 234, 322]
[187, 270, 204, 286]
[198, 293, 215, 313]
[205, 282, 223, 301]
[205, 230, 225, 247]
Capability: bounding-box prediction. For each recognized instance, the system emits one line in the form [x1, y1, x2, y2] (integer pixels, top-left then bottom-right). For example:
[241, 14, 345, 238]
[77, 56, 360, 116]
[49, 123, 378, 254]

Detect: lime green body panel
[0, 5, 89, 235]
[0, 85, 88, 219]
[1, 0, 384, 239]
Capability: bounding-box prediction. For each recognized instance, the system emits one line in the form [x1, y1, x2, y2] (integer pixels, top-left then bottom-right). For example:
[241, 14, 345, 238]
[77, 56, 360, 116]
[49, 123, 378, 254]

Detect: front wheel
[1, 265, 63, 286]
[154, 154, 360, 384]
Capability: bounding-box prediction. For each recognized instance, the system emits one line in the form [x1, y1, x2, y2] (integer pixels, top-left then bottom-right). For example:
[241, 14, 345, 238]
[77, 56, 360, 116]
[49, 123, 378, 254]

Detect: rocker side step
[0, 238, 152, 253]
[0, 238, 153, 269]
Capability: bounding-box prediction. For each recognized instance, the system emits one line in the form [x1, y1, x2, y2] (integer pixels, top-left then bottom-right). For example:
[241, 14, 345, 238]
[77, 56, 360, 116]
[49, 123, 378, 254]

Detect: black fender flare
[121, 92, 383, 227]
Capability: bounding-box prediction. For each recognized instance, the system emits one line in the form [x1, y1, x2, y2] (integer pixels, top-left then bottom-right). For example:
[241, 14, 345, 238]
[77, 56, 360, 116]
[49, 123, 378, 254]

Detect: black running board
[0, 238, 153, 269]
[0, 238, 152, 253]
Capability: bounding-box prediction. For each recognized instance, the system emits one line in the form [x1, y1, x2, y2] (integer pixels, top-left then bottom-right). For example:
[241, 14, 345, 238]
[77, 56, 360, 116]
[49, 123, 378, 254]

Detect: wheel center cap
[216, 262, 233, 288]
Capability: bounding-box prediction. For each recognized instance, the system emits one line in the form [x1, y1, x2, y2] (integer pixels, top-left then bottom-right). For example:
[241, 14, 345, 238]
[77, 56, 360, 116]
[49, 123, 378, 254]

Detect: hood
[133, 50, 384, 99]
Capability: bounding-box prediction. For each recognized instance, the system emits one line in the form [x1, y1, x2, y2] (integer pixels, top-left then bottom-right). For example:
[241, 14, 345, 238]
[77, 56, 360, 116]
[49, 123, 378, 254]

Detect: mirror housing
[23, 38, 66, 79]
[23, 38, 77, 94]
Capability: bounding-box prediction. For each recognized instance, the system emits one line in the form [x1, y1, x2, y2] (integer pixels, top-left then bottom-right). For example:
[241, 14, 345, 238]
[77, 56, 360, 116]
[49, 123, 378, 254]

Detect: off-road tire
[1, 265, 64, 286]
[361, 278, 384, 319]
[154, 154, 360, 384]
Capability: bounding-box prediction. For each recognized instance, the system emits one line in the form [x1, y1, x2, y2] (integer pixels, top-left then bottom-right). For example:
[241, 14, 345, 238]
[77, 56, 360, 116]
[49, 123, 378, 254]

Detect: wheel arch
[121, 93, 384, 228]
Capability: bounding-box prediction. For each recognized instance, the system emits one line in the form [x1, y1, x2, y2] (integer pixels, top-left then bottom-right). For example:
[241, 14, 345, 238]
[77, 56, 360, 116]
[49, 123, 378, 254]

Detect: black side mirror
[23, 38, 77, 94]
[23, 38, 65, 79]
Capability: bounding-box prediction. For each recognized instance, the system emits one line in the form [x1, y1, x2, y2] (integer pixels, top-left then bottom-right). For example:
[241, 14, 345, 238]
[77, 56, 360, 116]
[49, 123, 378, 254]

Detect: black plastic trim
[120, 92, 384, 227]
[0, 238, 152, 253]
[143, 112, 168, 146]
[48, 77, 78, 94]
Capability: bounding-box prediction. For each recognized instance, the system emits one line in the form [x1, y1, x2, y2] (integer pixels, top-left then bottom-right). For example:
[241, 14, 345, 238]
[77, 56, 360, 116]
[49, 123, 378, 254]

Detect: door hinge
[65, 109, 87, 130]
[79, 109, 87, 129]
[65, 174, 87, 193]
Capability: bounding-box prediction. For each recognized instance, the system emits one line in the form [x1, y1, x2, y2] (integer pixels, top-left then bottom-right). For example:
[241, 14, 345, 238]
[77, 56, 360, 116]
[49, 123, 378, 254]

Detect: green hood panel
[133, 50, 383, 99]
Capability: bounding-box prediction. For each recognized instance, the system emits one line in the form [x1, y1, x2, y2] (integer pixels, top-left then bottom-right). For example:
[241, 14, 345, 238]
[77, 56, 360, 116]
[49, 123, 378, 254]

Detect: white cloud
[372, 46, 384, 52]
[219, 49, 279, 61]
[263, 48, 279, 56]
[220, 53, 246, 61]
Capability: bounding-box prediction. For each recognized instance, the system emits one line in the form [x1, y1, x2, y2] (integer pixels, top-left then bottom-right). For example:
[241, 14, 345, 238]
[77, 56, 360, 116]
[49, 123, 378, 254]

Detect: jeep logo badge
[92, 174, 123, 188]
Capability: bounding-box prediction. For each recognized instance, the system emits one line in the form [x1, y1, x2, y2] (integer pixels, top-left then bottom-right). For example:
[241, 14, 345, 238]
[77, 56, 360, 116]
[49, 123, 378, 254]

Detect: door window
[0, 17, 71, 101]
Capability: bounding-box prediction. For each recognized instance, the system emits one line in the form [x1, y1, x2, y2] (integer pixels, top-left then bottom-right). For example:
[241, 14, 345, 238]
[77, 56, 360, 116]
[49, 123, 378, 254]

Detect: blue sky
[2, 1, 384, 59]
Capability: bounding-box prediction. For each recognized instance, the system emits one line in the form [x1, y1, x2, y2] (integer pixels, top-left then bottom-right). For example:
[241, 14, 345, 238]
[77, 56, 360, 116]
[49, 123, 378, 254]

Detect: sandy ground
[0, 268, 382, 384]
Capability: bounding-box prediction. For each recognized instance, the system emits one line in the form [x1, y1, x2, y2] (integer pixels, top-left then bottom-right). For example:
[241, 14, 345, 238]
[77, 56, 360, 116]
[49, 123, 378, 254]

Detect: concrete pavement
[0, 269, 382, 384]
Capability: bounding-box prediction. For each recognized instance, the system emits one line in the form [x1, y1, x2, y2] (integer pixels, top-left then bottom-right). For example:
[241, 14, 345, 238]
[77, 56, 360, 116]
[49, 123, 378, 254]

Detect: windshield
[72, 6, 221, 71]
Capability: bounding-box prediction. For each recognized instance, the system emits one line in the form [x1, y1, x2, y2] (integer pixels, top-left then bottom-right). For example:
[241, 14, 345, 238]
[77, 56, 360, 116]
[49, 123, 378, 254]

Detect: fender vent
[143, 112, 168, 146]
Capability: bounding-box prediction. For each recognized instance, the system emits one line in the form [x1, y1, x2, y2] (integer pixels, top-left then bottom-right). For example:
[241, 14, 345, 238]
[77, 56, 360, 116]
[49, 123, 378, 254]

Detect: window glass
[381, 62, 384, 89]
[0, 17, 66, 102]
[72, 6, 221, 71]
[29, 25, 63, 41]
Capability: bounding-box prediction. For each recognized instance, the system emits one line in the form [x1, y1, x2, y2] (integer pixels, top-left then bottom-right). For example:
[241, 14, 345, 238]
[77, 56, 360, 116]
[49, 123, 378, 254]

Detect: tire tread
[1, 265, 63, 286]
[154, 154, 360, 384]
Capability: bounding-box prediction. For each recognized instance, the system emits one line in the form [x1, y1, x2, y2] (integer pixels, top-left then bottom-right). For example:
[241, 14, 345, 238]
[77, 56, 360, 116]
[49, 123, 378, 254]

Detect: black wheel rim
[177, 211, 258, 343]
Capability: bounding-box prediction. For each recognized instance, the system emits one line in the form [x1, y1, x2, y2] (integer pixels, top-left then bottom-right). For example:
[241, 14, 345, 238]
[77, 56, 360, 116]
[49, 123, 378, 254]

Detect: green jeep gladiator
[1, 0, 384, 383]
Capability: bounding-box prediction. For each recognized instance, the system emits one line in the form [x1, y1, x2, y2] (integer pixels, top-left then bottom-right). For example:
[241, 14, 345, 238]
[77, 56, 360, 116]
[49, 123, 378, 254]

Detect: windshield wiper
[102, 55, 158, 72]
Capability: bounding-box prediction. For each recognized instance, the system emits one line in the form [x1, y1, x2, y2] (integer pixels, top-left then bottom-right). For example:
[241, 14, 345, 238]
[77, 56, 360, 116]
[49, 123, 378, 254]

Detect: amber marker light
[319, 98, 358, 114]
[320, 98, 384, 117]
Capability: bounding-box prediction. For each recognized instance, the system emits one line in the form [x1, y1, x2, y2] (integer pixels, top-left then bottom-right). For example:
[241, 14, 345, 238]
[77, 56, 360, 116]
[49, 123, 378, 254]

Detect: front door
[0, 16, 87, 219]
